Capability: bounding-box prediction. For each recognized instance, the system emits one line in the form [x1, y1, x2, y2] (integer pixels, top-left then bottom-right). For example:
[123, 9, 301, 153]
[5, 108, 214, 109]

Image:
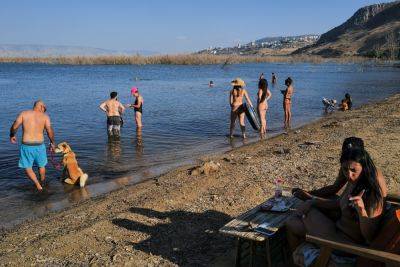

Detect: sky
[0, 0, 395, 54]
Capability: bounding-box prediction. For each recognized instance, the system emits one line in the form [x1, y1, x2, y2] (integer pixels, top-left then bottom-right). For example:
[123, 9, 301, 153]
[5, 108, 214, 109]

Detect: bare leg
[39, 167, 46, 182]
[25, 168, 43, 191]
[286, 215, 306, 254]
[135, 111, 142, 129]
[239, 112, 246, 138]
[287, 103, 292, 128]
[283, 101, 288, 128]
[229, 111, 237, 138]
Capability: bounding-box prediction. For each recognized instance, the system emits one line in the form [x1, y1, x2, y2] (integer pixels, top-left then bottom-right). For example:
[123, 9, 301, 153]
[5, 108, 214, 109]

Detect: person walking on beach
[99, 91, 125, 137]
[126, 87, 143, 129]
[229, 78, 254, 139]
[271, 73, 277, 85]
[257, 78, 272, 137]
[282, 77, 294, 128]
[9, 100, 56, 191]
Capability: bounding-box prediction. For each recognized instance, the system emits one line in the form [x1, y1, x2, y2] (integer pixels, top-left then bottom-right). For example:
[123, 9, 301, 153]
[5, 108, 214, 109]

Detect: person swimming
[271, 73, 277, 84]
[209, 81, 214, 87]
[229, 78, 254, 139]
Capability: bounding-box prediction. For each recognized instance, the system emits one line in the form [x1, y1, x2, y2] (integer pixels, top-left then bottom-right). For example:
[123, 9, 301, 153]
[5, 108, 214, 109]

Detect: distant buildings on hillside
[200, 34, 320, 55]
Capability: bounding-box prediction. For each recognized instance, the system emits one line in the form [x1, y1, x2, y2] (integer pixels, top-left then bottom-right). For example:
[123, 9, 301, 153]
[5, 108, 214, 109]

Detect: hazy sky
[0, 0, 394, 54]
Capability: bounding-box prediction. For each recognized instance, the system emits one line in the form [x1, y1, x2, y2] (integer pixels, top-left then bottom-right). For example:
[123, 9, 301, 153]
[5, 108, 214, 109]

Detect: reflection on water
[0, 62, 400, 228]
[106, 139, 122, 163]
[135, 128, 144, 156]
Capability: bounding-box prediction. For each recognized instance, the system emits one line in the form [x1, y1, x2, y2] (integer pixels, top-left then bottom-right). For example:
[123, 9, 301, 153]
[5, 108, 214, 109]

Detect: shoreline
[1, 94, 399, 266]
[0, 54, 387, 65]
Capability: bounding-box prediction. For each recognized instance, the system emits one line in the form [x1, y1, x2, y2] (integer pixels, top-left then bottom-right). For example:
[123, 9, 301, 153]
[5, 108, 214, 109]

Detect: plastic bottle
[274, 178, 283, 201]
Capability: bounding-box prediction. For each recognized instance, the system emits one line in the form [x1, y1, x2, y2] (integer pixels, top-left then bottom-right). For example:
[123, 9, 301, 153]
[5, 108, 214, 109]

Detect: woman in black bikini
[127, 87, 143, 129]
[282, 77, 294, 129]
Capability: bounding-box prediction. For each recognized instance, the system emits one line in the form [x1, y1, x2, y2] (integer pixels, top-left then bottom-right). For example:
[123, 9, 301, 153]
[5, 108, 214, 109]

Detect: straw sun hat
[231, 78, 246, 87]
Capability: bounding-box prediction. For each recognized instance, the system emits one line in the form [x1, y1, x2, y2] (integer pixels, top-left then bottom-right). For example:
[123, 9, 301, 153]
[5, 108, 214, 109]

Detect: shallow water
[0, 62, 399, 228]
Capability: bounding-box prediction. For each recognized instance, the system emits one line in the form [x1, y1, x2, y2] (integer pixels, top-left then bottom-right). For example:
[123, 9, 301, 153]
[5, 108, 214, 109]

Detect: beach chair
[305, 193, 400, 267]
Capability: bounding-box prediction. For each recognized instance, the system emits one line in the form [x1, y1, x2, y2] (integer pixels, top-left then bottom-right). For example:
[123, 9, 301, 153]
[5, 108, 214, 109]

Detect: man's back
[103, 99, 123, 117]
[20, 110, 48, 143]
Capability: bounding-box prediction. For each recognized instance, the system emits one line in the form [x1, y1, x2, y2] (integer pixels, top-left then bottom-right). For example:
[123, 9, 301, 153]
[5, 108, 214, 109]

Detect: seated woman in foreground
[286, 148, 387, 252]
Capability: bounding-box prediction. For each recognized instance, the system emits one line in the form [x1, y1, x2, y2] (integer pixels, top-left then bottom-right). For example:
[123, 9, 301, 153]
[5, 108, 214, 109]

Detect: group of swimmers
[229, 72, 294, 138]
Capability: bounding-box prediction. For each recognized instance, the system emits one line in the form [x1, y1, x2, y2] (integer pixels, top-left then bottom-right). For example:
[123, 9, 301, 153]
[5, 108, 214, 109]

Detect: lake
[0, 62, 399, 228]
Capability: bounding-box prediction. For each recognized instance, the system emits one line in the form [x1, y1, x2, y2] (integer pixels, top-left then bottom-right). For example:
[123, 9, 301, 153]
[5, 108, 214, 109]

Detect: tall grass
[0, 54, 375, 65]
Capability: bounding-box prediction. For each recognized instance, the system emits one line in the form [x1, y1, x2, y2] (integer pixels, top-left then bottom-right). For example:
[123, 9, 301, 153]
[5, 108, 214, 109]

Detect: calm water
[0, 62, 399, 228]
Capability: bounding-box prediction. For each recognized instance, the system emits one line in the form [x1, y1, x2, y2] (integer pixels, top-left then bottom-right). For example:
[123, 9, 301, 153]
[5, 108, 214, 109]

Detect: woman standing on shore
[126, 87, 143, 129]
[257, 78, 271, 137]
[282, 77, 294, 129]
[229, 78, 253, 139]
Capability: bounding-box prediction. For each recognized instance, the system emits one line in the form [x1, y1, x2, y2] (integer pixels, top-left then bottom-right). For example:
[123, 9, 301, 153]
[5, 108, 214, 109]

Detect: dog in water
[54, 142, 88, 187]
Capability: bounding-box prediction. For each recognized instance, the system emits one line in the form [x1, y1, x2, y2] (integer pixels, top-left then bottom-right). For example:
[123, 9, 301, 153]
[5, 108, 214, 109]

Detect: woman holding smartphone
[286, 148, 387, 251]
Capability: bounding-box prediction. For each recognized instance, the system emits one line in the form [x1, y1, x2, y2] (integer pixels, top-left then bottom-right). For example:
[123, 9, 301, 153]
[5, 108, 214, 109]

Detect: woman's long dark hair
[340, 148, 383, 212]
[258, 78, 268, 103]
[233, 85, 242, 97]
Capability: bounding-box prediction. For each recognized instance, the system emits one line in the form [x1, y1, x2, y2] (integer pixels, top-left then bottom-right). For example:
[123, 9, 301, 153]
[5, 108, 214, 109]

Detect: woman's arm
[257, 89, 262, 103]
[266, 89, 272, 101]
[311, 196, 340, 210]
[244, 89, 253, 107]
[229, 90, 233, 107]
[351, 189, 385, 243]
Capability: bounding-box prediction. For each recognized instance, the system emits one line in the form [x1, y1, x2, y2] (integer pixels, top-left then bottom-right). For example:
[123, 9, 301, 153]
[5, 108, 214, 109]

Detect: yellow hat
[231, 78, 246, 87]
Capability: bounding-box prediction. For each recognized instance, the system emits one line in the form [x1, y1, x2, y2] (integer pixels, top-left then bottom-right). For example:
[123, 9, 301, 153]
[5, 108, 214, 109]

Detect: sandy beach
[1, 94, 399, 266]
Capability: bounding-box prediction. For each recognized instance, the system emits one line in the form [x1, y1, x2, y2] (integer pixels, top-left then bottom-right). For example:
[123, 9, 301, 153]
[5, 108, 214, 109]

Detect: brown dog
[54, 142, 88, 187]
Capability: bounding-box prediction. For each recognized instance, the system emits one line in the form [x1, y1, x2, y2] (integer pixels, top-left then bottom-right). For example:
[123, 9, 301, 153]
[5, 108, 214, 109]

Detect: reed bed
[0, 53, 375, 65]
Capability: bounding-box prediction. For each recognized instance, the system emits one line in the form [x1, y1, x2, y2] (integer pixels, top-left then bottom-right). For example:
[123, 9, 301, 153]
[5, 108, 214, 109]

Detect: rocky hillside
[294, 1, 400, 58]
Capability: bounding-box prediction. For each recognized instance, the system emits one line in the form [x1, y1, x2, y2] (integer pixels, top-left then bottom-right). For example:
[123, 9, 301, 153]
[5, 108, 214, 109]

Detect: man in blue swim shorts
[9, 100, 56, 191]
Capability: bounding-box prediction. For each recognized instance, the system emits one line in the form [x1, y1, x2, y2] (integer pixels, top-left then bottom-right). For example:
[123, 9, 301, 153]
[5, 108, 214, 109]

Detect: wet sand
[1, 94, 400, 266]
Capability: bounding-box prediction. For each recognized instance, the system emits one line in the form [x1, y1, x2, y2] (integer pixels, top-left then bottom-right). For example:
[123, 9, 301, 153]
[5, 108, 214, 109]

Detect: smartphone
[254, 222, 276, 236]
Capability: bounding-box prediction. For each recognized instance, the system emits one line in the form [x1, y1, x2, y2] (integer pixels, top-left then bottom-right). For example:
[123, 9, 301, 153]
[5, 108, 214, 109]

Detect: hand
[49, 142, 56, 151]
[349, 189, 366, 214]
[10, 136, 17, 144]
[292, 188, 313, 201]
[296, 199, 313, 218]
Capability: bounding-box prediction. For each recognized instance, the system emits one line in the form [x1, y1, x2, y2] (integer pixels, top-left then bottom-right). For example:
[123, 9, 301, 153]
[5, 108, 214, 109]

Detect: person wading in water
[229, 78, 254, 139]
[9, 100, 56, 191]
[99, 91, 125, 138]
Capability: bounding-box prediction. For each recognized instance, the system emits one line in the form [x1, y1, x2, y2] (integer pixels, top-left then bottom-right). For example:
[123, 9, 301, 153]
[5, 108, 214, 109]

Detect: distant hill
[0, 44, 157, 57]
[294, 1, 400, 58]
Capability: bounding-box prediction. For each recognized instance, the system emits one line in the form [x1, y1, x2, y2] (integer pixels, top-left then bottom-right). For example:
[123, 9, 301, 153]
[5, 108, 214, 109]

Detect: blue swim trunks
[18, 143, 48, 169]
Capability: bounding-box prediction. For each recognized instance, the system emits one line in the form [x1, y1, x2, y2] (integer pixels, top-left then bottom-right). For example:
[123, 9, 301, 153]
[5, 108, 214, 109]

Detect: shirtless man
[99, 91, 125, 137]
[9, 100, 56, 191]
[229, 78, 254, 139]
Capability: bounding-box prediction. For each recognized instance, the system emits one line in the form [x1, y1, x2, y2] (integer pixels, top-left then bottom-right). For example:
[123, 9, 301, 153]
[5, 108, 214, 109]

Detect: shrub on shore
[0, 53, 376, 65]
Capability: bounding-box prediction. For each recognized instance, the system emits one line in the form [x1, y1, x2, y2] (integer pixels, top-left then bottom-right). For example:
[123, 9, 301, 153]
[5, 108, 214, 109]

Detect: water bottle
[274, 178, 283, 201]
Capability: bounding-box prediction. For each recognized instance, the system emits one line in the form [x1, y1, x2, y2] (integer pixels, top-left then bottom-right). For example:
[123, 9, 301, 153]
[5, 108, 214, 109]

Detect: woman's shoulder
[376, 169, 388, 197]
